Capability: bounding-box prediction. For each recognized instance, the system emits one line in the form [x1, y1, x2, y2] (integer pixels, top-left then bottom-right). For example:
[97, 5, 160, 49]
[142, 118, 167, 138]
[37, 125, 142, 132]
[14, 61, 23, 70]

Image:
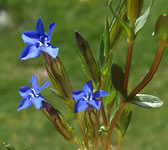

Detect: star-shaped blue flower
[73, 80, 110, 113]
[18, 74, 51, 111]
[20, 18, 59, 60]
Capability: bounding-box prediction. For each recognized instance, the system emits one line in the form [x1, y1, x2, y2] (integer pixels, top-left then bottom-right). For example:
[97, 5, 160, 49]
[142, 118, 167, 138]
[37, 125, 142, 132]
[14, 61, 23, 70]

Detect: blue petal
[74, 100, 89, 113]
[32, 96, 44, 109]
[19, 86, 32, 98]
[31, 74, 39, 90]
[39, 81, 52, 93]
[41, 45, 59, 59]
[93, 90, 110, 98]
[20, 44, 41, 60]
[22, 31, 40, 44]
[73, 90, 85, 100]
[48, 22, 56, 41]
[88, 99, 101, 110]
[36, 18, 47, 36]
[83, 80, 93, 94]
[17, 98, 32, 111]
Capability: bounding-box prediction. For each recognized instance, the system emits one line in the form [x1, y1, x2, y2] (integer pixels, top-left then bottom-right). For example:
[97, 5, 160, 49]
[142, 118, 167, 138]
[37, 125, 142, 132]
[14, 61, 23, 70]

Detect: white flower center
[83, 94, 93, 102]
[28, 88, 39, 99]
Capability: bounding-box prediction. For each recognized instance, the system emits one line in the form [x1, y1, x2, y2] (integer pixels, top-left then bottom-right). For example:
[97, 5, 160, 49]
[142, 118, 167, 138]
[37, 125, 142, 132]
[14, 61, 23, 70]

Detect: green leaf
[110, 93, 120, 123]
[116, 105, 132, 137]
[101, 51, 113, 77]
[130, 94, 163, 108]
[75, 30, 101, 87]
[104, 17, 110, 57]
[111, 64, 125, 95]
[98, 34, 105, 68]
[109, 0, 134, 39]
[135, 0, 154, 34]
[109, 0, 127, 49]
[105, 89, 117, 110]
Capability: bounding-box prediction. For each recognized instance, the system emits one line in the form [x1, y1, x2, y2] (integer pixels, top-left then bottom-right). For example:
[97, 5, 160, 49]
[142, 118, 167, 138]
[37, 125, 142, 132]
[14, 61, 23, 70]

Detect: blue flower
[18, 74, 51, 111]
[73, 80, 110, 113]
[20, 18, 59, 60]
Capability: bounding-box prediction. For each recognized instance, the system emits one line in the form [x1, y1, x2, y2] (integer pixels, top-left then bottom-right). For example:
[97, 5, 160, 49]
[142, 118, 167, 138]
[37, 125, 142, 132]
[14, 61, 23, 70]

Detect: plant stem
[123, 40, 134, 93]
[100, 77, 108, 128]
[128, 40, 167, 99]
[99, 134, 104, 148]
[118, 135, 123, 150]
[101, 103, 108, 128]
[77, 116, 89, 150]
[94, 137, 98, 150]
[105, 103, 128, 150]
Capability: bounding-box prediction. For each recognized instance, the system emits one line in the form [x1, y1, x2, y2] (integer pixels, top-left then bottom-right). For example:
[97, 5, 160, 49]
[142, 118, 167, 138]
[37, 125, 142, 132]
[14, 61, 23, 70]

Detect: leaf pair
[111, 63, 163, 108]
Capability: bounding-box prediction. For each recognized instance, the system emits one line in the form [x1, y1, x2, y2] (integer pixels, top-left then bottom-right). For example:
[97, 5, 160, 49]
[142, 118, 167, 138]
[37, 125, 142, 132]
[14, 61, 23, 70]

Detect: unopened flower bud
[153, 14, 168, 42]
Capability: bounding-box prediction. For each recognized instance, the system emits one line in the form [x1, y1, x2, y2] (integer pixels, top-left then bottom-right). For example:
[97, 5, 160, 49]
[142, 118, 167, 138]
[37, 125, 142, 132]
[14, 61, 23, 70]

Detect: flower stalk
[128, 40, 167, 99]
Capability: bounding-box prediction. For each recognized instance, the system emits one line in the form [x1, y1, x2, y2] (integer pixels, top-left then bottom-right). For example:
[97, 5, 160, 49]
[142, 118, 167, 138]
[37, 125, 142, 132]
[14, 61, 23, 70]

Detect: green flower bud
[43, 53, 74, 112]
[153, 14, 168, 41]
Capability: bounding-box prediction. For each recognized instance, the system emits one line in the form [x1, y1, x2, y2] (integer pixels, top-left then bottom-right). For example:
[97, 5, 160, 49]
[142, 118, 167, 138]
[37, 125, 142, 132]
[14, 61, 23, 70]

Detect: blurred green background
[0, 0, 168, 149]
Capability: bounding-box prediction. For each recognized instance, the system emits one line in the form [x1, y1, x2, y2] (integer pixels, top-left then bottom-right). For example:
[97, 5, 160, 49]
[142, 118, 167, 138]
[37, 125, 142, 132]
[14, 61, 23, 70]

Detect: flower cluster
[18, 18, 109, 113]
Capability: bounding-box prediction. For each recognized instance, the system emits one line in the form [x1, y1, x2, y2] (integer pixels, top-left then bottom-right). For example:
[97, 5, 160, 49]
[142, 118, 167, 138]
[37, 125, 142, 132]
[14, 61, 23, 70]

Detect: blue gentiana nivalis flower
[20, 18, 59, 60]
[18, 74, 51, 111]
[73, 80, 110, 113]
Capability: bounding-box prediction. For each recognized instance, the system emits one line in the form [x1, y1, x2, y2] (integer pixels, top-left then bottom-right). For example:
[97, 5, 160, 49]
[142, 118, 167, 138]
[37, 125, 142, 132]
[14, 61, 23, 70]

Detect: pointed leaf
[101, 51, 113, 77]
[98, 34, 105, 68]
[104, 17, 110, 57]
[109, 0, 134, 39]
[135, 0, 154, 34]
[130, 94, 163, 108]
[116, 105, 132, 137]
[109, 0, 127, 49]
[111, 64, 125, 95]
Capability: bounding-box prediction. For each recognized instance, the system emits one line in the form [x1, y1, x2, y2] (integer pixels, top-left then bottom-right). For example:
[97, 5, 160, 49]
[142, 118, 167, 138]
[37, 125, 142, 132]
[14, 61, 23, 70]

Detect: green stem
[118, 135, 123, 150]
[128, 40, 167, 99]
[105, 103, 128, 150]
[123, 39, 134, 93]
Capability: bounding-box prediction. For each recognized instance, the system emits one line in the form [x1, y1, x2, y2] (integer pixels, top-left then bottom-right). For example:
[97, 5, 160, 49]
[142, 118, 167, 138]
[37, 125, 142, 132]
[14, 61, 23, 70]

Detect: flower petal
[19, 86, 32, 98]
[36, 18, 47, 36]
[17, 98, 32, 111]
[88, 99, 101, 110]
[20, 44, 41, 60]
[73, 90, 85, 100]
[39, 81, 52, 93]
[22, 31, 40, 44]
[83, 80, 93, 94]
[74, 100, 88, 113]
[32, 96, 44, 109]
[31, 74, 39, 90]
[93, 90, 110, 98]
[48, 22, 56, 41]
[41, 45, 59, 59]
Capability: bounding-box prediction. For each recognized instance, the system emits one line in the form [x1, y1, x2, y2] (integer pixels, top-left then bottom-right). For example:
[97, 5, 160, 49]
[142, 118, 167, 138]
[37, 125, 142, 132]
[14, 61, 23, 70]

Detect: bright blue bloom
[73, 80, 110, 113]
[18, 74, 51, 111]
[20, 18, 59, 60]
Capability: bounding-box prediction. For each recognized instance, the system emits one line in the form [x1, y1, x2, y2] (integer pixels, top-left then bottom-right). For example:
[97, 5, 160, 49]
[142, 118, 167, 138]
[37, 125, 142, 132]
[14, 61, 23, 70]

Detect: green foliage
[130, 94, 163, 108]
[135, 0, 154, 34]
